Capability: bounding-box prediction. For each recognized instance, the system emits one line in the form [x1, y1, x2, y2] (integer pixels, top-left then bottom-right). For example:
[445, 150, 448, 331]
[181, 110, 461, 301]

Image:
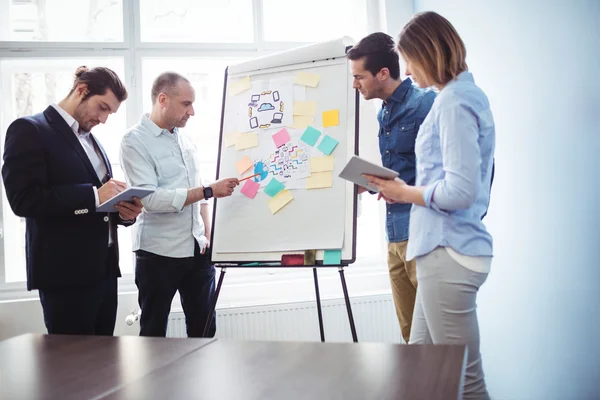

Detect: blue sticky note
[264, 178, 285, 197]
[317, 135, 339, 155]
[300, 126, 321, 146]
[323, 249, 342, 265]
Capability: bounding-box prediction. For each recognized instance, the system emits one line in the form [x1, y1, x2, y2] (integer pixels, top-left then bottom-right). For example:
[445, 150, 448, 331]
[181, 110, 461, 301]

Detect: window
[262, 0, 368, 43]
[0, 0, 387, 301]
[140, 0, 254, 43]
[1, 0, 123, 42]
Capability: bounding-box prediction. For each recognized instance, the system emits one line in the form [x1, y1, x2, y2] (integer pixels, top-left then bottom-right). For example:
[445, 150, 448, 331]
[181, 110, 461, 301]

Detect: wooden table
[0, 334, 466, 400]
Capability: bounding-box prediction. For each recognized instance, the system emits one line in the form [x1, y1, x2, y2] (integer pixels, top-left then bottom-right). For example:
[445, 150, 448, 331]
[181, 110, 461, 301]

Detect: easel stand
[202, 265, 358, 343]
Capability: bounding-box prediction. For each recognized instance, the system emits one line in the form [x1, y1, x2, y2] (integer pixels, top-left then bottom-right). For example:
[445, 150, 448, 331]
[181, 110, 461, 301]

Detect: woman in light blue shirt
[366, 12, 494, 400]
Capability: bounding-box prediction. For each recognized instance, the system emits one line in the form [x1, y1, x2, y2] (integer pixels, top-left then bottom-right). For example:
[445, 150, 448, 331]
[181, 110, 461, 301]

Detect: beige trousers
[387, 241, 418, 343]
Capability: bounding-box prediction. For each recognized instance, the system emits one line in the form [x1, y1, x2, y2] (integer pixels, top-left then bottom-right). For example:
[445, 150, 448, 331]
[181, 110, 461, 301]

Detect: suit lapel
[44, 106, 102, 186]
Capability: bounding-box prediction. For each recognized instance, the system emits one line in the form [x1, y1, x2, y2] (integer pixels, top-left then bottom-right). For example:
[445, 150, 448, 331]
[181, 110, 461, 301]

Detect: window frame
[0, 0, 391, 303]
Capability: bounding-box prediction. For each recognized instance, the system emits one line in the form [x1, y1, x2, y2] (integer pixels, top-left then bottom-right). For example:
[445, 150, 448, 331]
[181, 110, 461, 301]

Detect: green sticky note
[323, 249, 342, 265]
[300, 126, 322, 146]
[317, 135, 339, 155]
[264, 178, 285, 197]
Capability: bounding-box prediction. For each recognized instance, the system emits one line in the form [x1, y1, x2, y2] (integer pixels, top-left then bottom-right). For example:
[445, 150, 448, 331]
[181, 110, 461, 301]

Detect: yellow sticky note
[235, 133, 258, 150]
[235, 156, 254, 174]
[293, 101, 317, 116]
[268, 190, 293, 214]
[229, 76, 251, 96]
[306, 172, 333, 189]
[291, 115, 314, 129]
[310, 156, 334, 173]
[224, 131, 240, 147]
[322, 109, 339, 127]
[294, 72, 320, 87]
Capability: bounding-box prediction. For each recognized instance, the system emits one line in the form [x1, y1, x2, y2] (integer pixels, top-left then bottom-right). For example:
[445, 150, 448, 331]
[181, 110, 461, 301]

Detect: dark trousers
[38, 247, 118, 335]
[135, 243, 216, 338]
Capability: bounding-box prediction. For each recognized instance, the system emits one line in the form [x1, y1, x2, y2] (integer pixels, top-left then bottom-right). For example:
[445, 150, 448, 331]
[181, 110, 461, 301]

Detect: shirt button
[388, 212, 391, 215]
[103, 216, 109, 222]
[386, 150, 390, 154]
[386, 132, 390, 136]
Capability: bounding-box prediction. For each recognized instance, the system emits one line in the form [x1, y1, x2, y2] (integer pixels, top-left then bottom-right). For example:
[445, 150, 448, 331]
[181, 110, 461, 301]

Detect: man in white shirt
[2, 66, 143, 335]
[120, 72, 238, 337]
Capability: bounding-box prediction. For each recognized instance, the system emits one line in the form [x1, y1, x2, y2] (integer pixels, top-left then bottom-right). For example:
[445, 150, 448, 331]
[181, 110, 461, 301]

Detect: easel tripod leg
[202, 267, 227, 337]
[338, 266, 358, 342]
[313, 267, 325, 342]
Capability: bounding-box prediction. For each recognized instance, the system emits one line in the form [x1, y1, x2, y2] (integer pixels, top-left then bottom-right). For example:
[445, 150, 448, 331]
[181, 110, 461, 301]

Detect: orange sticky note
[322, 109, 339, 127]
[235, 156, 254, 174]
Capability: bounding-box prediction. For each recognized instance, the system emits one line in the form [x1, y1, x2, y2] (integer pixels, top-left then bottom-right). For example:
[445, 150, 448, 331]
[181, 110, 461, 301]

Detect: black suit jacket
[2, 106, 133, 290]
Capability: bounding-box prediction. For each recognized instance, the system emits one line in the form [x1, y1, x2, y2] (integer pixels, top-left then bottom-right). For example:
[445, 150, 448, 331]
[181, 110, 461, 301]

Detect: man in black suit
[2, 66, 143, 335]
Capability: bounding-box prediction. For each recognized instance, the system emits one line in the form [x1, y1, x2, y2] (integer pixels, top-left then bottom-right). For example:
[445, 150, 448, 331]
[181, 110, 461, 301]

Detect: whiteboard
[211, 38, 359, 265]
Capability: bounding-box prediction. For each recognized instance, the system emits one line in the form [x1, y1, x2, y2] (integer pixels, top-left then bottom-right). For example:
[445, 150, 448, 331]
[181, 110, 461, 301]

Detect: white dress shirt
[51, 103, 113, 245]
[120, 114, 208, 258]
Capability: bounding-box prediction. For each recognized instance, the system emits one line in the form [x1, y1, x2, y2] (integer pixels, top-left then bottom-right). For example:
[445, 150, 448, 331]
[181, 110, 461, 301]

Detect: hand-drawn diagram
[251, 139, 311, 185]
[246, 87, 290, 131]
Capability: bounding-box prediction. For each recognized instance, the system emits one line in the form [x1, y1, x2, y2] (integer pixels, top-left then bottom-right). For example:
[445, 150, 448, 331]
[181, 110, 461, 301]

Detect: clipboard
[96, 187, 155, 213]
[338, 155, 399, 193]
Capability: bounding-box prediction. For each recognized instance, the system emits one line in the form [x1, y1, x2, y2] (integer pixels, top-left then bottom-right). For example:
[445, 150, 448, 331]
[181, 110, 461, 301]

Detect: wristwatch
[203, 186, 213, 200]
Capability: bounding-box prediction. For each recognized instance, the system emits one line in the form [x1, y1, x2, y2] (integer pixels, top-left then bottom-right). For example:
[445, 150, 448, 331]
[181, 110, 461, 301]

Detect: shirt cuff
[423, 180, 449, 215]
[93, 187, 100, 208]
[172, 188, 188, 211]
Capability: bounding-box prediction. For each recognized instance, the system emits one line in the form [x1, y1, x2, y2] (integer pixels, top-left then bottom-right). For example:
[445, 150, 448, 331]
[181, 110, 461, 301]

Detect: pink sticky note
[272, 128, 291, 148]
[240, 179, 260, 199]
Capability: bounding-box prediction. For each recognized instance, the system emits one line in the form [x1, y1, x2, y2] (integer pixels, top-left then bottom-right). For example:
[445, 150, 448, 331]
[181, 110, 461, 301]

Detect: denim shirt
[377, 78, 436, 242]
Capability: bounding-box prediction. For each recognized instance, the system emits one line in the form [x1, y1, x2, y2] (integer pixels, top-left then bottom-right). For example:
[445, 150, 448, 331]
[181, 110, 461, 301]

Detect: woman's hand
[363, 175, 409, 203]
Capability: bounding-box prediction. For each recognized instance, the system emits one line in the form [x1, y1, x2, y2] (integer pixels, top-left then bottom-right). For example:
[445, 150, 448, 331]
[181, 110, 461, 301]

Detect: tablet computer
[338, 155, 399, 193]
[96, 187, 155, 213]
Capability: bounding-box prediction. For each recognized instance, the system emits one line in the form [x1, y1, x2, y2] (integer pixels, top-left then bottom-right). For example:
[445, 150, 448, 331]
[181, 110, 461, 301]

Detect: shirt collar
[444, 71, 474, 90]
[385, 78, 413, 105]
[51, 103, 89, 136]
[141, 114, 177, 137]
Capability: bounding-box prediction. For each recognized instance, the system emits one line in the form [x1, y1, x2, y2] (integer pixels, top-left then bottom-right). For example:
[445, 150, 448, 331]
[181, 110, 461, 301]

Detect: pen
[239, 173, 261, 182]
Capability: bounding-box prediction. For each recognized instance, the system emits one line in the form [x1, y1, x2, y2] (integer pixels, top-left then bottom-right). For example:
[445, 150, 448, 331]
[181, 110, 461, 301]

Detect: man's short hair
[347, 32, 400, 80]
[69, 66, 128, 102]
[151, 72, 190, 104]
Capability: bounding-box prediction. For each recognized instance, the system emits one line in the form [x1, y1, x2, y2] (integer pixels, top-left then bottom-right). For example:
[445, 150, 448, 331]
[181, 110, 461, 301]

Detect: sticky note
[323, 249, 342, 265]
[306, 172, 332, 189]
[272, 128, 291, 148]
[300, 126, 321, 147]
[322, 109, 339, 127]
[310, 156, 334, 173]
[294, 72, 320, 87]
[235, 133, 258, 150]
[317, 135, 339, 155]
[293, 101, 317, 116]
[304, 250, 316, 265]
[229, 76, 251, 96]
[264, 178, 285, 197]
[235, 156, 254, 174]
[268, 190, 293, 214]
[240, 179, 260, 199]
[291, 115, 314, 129]
[224, 131, 240, 147]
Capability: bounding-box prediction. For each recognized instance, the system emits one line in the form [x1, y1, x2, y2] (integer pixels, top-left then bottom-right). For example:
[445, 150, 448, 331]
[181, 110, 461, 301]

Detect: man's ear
[378, 68, 390, 80]
[158, 92, 168, 106]
[75, 83, 89, 99]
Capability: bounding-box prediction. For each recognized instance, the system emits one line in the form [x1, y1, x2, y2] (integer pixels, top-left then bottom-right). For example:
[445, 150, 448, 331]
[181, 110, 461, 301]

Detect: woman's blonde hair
[398, 11, 467, 86]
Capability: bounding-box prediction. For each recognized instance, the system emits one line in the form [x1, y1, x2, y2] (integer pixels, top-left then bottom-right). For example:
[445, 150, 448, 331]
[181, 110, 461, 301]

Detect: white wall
[387, 0, 600, 399]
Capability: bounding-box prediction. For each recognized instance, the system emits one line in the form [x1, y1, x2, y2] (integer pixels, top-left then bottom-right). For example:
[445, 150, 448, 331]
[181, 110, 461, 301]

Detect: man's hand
[115, 197, 143, 221]
[210, 178, 239, 198]
[98, 179, 127, 204]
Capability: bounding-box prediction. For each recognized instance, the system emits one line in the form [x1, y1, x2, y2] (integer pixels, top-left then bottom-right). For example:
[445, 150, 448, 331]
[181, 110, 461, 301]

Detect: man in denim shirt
[348, 33, 435, 343]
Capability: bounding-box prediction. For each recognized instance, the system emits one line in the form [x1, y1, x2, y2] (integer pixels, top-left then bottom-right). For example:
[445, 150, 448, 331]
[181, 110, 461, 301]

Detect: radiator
[167, 294, 403, 343]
